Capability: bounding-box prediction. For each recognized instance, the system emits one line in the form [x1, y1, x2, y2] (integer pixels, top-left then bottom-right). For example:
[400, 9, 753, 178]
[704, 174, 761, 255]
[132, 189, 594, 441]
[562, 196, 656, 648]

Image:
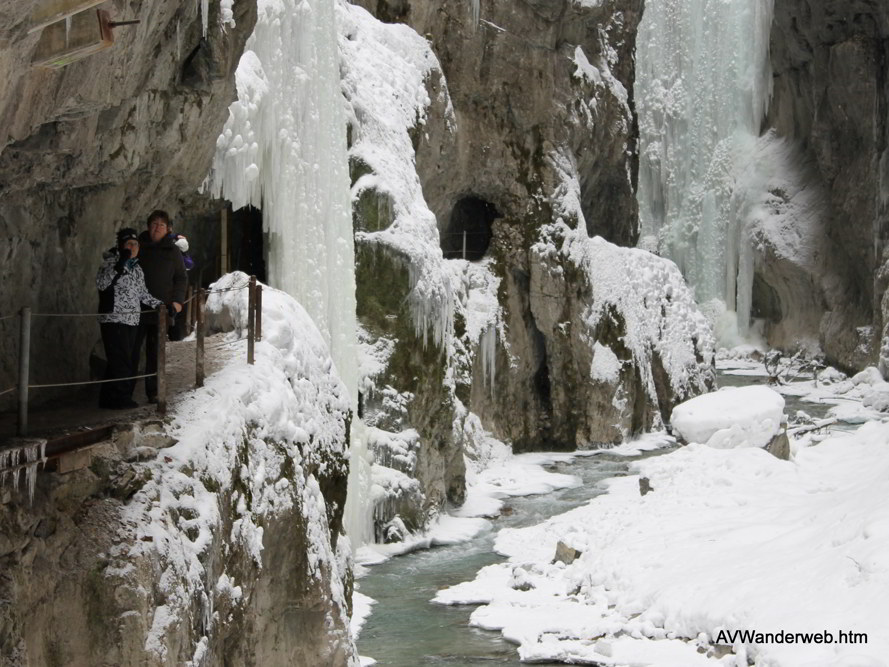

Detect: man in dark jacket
[134, 210, 187, 403]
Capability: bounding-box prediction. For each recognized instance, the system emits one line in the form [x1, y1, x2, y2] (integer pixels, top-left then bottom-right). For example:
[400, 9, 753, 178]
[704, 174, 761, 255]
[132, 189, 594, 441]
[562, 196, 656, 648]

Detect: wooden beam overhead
[28, 0, 106, 34]
[31, 9, 114, 70]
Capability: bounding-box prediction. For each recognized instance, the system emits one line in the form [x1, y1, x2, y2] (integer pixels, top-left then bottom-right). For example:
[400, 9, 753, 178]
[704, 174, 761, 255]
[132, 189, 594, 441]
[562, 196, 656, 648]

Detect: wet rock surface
[767, 0, 889, 370]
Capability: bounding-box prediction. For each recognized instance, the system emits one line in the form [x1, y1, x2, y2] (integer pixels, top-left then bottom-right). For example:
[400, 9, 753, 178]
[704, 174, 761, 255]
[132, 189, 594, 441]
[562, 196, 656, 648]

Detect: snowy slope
[435, 419, 889, 666]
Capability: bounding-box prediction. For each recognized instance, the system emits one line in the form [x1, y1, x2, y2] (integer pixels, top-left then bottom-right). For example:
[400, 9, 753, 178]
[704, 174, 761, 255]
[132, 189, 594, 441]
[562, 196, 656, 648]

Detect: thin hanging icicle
[200, 0, 209, 37]
[469, 0, 480, 29]
[0, 441, 47, 504]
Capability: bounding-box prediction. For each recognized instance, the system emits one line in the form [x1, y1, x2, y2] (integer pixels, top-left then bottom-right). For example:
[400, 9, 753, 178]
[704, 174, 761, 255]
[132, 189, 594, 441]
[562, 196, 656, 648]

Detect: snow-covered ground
[430, 358, 889, 666]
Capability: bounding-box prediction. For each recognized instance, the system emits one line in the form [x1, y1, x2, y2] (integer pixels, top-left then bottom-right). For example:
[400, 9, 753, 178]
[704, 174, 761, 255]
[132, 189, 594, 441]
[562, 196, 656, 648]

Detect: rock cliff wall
[765, 0, 889, 370]
[344, 0, 715, 540]
[0, 0, 252, 402]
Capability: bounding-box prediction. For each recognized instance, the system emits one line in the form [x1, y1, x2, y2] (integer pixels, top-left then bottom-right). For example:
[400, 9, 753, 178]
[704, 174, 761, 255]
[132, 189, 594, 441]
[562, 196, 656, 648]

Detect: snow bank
[114, 273, 357, 664]
[671, 385, 785, 448]
[435, 421, 889, 666]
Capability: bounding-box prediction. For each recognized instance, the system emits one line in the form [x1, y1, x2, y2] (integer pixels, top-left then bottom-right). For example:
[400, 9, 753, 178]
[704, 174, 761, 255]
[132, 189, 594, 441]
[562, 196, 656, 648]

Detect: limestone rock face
[0, 0, 255, 401]
[349, 0, 681, 466]
[0, 421, 355, 666]
[766, 0, 889, 371]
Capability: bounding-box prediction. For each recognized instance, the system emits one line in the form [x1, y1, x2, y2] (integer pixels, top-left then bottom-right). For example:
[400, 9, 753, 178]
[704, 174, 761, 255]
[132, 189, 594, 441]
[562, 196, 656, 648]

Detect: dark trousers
[100, 322, 138, 407]
[134, 310, 159, 399]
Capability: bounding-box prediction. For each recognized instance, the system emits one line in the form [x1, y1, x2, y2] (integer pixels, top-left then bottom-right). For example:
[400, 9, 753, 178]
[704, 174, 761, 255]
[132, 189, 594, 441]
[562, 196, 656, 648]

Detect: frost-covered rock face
[530, 226, 716, 445]
[0, 0, 256, 404]
[0, 278, 358, 665]
[343, 0, 712, 547]
[767, 0, 889, 371]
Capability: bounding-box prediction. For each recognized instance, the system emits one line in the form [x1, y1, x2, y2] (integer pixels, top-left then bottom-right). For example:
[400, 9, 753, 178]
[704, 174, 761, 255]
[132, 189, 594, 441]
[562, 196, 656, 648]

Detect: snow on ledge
[115, 272, 355, 663]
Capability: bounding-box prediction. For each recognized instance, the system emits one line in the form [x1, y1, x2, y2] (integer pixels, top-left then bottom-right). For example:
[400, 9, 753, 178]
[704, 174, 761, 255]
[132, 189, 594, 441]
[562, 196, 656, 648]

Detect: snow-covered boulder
[670, 385, 785, 448]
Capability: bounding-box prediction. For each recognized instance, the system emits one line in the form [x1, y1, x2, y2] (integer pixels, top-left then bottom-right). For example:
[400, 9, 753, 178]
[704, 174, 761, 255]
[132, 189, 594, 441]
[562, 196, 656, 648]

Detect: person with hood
[97, 228, 162, 409]
[135, 210, 187, 403]
[167, 223, 195, 341]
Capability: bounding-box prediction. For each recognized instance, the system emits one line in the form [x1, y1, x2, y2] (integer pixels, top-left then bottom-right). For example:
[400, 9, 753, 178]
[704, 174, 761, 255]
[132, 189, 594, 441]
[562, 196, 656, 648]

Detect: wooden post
[184, 284, 193, 336]
[195, 289, 205, 388]
[247, 275, 256, 365]
[255, 283, 262, 342]
[157, 306, 167, 415]
[17, 307, 31, 436]
[462, 230, 467, 260]
[221, 207, 230, 275]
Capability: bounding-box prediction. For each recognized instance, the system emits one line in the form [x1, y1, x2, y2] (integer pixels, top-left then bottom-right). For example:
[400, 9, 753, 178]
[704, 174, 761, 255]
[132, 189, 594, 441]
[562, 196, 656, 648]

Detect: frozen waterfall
[635, 0, 774, 342]
[209, 0, 374, 546]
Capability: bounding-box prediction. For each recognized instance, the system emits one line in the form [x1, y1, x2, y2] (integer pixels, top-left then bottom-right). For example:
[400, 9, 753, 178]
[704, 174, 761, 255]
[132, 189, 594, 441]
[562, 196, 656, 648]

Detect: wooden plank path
[0, 333, 234, 448]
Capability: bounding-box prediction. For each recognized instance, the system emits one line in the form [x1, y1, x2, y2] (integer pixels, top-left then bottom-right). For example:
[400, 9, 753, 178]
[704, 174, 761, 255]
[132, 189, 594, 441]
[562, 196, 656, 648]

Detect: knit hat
[117, 227, 139, 247]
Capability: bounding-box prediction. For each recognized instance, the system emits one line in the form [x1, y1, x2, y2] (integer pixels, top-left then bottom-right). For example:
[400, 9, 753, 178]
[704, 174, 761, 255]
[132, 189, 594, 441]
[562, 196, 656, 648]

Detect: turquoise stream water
[356, 450, 666, 666]
[356, 370, 836, 665]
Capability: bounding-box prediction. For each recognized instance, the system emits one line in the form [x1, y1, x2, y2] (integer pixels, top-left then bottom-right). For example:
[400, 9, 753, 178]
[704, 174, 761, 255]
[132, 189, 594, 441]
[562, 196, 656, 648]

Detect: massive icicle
[209, 0, 372, 545]
[635, 0, 774, 340]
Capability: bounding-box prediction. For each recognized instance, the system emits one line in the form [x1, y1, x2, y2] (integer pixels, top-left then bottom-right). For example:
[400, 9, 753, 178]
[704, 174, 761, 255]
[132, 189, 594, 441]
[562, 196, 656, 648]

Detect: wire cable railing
[1, 277, 262, 437]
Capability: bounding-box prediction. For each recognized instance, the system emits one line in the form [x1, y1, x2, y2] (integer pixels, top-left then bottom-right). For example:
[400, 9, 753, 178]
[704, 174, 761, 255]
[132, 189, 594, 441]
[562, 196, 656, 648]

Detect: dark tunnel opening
[441, 196, 499, 261]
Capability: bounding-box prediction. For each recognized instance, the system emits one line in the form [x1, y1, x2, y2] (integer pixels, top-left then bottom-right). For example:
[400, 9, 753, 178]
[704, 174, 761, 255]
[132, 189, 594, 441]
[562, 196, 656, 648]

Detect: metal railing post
[157, 306, 167, 415]
[17, 306, 31, 436]
[255, 283, 262, 342]
[196, 288, 205, 388]
[247, 275, 256, 365]
[462, 230, 467, 260]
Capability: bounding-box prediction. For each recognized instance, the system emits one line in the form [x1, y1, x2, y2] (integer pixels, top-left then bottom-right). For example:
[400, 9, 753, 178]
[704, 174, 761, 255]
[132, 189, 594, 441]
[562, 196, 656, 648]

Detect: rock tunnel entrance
[229, 205, 266, 283]
[441, 196, 498, 261]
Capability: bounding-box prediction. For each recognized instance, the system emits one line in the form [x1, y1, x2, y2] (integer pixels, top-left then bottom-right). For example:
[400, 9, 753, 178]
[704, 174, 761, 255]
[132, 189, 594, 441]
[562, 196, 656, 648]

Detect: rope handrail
[27, 282, 250, 318]
[6, 274, 262, 437]
[29, 372, 157, 389]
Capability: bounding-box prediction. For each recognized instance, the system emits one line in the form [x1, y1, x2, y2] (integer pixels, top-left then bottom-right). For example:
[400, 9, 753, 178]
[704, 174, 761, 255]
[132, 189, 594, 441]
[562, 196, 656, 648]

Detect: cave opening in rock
[441, 196, 498, 261]
[229, 205, 266, 283]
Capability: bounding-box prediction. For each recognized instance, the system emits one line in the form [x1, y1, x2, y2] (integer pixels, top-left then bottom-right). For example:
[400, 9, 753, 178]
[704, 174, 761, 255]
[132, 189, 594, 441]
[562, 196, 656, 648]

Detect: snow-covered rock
[0, 273, 358, 666]
[670, 385, 785, 448]
[530, 223, 717, 445]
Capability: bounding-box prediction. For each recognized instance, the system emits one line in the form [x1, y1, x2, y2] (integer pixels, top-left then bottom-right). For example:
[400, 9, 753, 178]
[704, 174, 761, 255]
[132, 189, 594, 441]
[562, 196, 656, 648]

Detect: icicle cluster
[0, 441, 47, 503]
[209, 0, 370, 545]
[635, 0, 774, 340]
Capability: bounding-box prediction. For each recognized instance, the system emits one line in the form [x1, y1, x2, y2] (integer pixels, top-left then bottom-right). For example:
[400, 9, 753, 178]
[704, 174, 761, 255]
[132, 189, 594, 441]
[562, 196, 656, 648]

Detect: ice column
[635, 0, 774, 338]
[209, 0, 373, 546]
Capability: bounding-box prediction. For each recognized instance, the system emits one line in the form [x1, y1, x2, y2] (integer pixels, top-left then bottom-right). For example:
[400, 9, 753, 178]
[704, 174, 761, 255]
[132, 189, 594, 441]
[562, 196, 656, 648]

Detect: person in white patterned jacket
[96, 227, 163, 409]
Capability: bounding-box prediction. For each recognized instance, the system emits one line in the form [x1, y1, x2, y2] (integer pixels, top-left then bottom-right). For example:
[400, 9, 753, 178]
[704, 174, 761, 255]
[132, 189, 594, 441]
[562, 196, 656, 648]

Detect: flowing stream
[356, 368, 844, 665]
[356, 447, 671, 665]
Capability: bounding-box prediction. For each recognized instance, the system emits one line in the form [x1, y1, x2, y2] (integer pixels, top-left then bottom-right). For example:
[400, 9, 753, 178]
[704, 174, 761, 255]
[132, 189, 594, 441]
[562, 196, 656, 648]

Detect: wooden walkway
[0, 333, 233, 447]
